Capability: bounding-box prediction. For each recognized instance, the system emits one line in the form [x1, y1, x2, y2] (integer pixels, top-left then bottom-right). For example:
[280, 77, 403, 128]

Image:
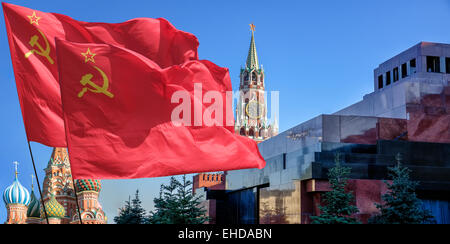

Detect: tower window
[282, 153, 286, 170]
[249, 129, 254, 137]
[446, 57, 450, 74]
[378, 75, 383, 89]
[427, 56, 440, 73]
[386, 71, 391, 85]
[401, 63, 407, 78]
[244, 73, 249, 81]
[393, 67, 399, 82]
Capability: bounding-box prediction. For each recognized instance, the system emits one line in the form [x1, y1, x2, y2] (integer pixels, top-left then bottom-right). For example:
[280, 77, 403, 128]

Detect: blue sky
[1, 0, 449, 223]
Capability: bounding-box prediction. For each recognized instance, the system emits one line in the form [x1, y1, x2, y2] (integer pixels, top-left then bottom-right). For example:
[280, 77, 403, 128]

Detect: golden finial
[249, 23, 256, 32]
[13, 161, 19, 178]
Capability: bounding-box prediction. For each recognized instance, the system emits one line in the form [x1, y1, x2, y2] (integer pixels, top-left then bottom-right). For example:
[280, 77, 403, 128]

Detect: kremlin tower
[2, 148, 107, 224]
[235, 24, 278, 142]
[193, 24, 278, 203]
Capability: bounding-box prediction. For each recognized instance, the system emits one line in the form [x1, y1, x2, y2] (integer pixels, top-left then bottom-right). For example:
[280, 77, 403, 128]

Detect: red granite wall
[336, 85, 450, 145]
[377, 118, 408, 141]
[347, 179, 390, 223]
[303, 179, 389, 224]
[258, 179, 389, 224]
[407, 85, 450, 143]
[341, 118, 407, 145]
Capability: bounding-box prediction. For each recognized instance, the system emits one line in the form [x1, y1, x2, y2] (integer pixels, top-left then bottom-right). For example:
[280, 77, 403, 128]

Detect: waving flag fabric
[2, 3, 199, 147]
[56, 39, 265, 179]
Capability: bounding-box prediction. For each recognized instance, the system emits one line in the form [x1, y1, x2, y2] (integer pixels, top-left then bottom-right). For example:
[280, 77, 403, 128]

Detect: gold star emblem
[27, 11, 41, 26]
[81, 48, 96, 63]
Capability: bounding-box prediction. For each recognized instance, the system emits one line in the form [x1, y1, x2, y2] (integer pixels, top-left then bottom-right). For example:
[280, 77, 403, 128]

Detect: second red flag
[56, 39, 265, 179]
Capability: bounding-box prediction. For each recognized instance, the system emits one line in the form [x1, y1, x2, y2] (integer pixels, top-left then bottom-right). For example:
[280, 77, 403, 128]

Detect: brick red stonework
[192, 173, 226, 195]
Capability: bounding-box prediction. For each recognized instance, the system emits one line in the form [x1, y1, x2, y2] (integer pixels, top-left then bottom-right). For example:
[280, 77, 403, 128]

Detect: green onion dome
[27, 190, 40, 218]
[40, 195, 65, 219]
[75, 179, 102, 193]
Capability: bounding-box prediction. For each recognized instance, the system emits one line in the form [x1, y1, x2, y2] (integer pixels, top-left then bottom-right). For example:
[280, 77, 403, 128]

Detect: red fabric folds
[56, 40, 265, 179]
[3, 3, 199, 146]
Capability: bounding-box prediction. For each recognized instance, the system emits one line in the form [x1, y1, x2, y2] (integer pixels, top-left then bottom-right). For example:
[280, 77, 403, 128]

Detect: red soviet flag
[56, 39, 265, 179]
[3, 3, 198, 147]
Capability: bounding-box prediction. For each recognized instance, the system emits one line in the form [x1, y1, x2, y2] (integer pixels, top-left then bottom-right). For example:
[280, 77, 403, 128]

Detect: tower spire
[246, 23, 259, 70]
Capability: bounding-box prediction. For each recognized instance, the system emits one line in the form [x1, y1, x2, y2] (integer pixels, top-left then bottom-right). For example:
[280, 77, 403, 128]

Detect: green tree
[369, 154, 435, 224]
[148, 177, 179, 224]
[310, 153, 360, 224]
[114, 196, 132, 224]
[114, 189, 148, 224]
[148, 175, 208, 224]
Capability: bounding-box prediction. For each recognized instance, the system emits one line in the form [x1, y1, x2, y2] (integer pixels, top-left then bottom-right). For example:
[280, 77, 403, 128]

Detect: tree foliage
[114, 189, 148, 224]
[310, 153, 360, 224]
[148, 175, 208, 224]
[369, 154, 435, 224]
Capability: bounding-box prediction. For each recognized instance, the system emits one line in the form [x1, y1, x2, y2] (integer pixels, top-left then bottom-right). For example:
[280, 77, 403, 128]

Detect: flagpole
[71, 178, 84, 224]
[62, 139, 83, 224]
[27, 140, 49, 224]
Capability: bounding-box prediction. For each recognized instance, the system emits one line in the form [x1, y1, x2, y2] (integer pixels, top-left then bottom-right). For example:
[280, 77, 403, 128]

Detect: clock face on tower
[246, 100, 265, 119]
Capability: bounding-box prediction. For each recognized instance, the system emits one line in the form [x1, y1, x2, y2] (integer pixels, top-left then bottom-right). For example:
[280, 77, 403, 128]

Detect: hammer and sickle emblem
[24, 29, 54, 65]
[78, 66, 114, 99]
